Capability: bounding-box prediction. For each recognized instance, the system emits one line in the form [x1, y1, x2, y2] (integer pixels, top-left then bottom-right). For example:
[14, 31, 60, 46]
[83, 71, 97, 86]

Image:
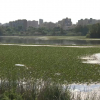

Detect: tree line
[0, 23, 100, 38]
[0, 26, 66, 36]
[69, 23, 100, 38]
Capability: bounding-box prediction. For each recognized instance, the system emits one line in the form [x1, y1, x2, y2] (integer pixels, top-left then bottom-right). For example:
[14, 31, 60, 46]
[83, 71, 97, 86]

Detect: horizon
[0, 0, 100, 24]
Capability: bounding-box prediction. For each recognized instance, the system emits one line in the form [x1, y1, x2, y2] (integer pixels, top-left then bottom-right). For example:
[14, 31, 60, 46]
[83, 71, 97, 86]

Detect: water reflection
[81, 53, 100, 65]
[68, 83, 100, 92]
[0, 36, 100, 45]
[67, 83, 100, 100]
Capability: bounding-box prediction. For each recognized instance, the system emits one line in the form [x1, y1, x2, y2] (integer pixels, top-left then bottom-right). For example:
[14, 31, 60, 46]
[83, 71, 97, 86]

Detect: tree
[74, 25, 89, 36]
[87, 23, 100, 38]
[0, 26, 4, 36]
[17, 26, 23, 31]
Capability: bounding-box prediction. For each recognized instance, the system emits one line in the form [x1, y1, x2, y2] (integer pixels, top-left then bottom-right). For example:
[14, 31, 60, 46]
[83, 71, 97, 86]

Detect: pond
[0, 36, 100, 45]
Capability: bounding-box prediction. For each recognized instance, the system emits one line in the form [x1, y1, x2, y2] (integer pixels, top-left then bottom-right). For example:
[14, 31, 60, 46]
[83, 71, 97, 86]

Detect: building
[2, 23, 9, 27]
[63, 18, 72, 26]
[39, 22, 56, 29]
[63, 25, 76, 30]
[9, 19, 39, 29]
[39, 19, 43, 26]
[27, 20, 38, 28]
[57, 17, 72, 30]
[97, 20, 100, 23]
[9, 19, 27, 31]
[77, 18, 100, 26]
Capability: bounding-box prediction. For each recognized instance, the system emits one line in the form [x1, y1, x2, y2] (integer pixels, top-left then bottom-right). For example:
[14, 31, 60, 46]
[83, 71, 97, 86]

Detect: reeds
[0, 80, 100, 100]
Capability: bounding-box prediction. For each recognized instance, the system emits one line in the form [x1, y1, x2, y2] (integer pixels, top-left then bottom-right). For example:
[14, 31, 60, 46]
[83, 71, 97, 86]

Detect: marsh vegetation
[0, 36, 100, 99]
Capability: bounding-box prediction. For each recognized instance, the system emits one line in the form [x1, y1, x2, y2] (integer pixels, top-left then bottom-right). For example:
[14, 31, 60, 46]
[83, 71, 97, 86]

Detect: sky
[0, 0, 100, 24]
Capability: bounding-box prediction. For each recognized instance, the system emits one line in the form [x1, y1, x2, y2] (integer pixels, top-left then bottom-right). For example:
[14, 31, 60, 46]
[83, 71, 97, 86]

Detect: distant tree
[0, 26, 4, 35]
[74, 25, 83, 33]
[87, 23, 100, 38]
[17, 26, 23, 31]
[53, 27, 61, 31]
[74, 25, 89, 36]
[82, 26, 89, 36]
[52, 27, 66, 35]
[60, 28, 66, 35]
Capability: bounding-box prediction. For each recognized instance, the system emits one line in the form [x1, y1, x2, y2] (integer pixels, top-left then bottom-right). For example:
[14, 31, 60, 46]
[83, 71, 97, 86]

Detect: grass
[0, 80, 100, 100]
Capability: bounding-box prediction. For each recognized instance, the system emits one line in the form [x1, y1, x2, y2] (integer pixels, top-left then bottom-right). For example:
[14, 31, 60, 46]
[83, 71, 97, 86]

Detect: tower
[39, 19, 43, 25]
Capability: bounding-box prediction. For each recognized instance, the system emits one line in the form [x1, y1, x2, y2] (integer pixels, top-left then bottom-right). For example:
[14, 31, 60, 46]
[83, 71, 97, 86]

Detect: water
[0, 36, 100, 45]
[81, 53, 100, 65]
[69, 83, 100, 92]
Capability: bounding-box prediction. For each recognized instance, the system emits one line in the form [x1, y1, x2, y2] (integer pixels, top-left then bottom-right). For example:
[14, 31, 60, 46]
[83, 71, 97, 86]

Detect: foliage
[37, 81, 71, 100]
[0, 80, 99, 100]
[0, 26, 4, 36]
[73, 25, 89, 36]
[0, 26, 68, 36]
[0, 45, 100, 83]
[87, 23, 100, 38]
[0, 90, 23, 100]
[1, 23, 100, 37]
[0, 45, 100, 99]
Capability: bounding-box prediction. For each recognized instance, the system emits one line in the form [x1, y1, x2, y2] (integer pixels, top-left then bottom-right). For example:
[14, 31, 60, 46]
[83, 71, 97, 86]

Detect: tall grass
[0, 80, 100, 100]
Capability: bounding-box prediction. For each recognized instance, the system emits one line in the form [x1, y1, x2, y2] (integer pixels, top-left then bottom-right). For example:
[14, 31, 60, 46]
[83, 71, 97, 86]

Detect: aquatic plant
[0, 45, 100, 83]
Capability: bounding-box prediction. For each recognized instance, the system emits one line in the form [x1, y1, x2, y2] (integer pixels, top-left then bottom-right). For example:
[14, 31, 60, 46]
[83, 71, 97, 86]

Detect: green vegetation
[0, 45, 100, 99]
[0, 26, 67, 36]
[87, 23, 100, 38]
[73, 25, 89, 36]
[0, 45, 100, 83]
[0, 25, 89, 36]
[1, 23, 100, 38]
[0, 81, 99, 100]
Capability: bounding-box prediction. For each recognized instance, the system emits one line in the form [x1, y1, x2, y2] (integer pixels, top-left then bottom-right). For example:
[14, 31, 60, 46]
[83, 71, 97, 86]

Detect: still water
[0, 36, 100, 45]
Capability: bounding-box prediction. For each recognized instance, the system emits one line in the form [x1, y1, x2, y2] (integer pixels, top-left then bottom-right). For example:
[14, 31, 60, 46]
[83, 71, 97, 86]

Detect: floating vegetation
[0, 45, 100, 83]
[0, 45, 100, 99]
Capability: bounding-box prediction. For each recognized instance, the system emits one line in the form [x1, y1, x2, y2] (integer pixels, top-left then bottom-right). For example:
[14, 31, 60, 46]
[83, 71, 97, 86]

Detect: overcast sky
[0, 0, 100, 24]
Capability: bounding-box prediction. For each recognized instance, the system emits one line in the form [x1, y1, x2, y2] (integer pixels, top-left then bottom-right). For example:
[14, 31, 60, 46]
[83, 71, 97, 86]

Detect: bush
[0, 90, 23, 100]
[86, 33, 90, 38]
